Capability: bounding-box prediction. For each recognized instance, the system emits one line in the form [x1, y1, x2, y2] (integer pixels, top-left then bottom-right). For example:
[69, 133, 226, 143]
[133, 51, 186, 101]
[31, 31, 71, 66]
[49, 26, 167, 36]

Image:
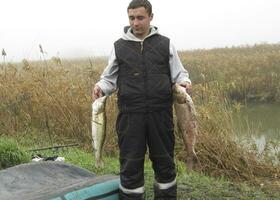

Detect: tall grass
[0, 137, 29, 169]
[180, 44, 280, 102]
[0, 44, 279, 187]
[183, 82, 279, 187]
[0, 59, 99, 142]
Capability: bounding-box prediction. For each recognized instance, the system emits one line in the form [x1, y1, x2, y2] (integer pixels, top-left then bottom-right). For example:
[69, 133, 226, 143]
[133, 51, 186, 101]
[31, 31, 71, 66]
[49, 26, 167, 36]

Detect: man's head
[127, 0, 152, 16]
[127, 0, 153, 39]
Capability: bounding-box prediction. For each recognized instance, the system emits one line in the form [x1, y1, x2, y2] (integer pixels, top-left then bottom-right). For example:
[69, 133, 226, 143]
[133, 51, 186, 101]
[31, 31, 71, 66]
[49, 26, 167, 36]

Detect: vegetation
[0, 137, 29, 169]
[57, 148, 280, 199]
[0, 43, 279, 198]
[1, 143, 279, 199]
[181, 44, 280, 103]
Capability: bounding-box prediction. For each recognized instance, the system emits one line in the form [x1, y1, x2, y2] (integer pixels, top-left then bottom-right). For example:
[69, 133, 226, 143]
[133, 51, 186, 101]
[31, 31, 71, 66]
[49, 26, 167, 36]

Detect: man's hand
[179, 82, 192, 95]
[92, 85, 104, 100]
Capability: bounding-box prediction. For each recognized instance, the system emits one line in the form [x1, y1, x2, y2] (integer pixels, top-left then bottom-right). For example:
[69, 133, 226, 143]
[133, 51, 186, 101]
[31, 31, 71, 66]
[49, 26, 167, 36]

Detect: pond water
[234, 103, 280, 161]
[234, 103, 280, 141]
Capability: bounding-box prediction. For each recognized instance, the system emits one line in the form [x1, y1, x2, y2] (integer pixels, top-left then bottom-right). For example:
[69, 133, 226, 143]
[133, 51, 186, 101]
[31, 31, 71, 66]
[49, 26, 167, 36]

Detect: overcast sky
[1, 0, 280, 62]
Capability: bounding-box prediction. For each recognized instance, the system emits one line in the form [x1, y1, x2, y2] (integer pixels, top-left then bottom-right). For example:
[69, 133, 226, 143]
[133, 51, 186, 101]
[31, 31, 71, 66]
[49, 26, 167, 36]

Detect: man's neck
[131, 28, 151, 40]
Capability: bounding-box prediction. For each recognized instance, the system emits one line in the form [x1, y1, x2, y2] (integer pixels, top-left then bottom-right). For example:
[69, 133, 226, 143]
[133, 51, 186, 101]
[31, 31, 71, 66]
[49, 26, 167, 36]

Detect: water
[234, 103, 280, 163]
[234, 103, 280, 141]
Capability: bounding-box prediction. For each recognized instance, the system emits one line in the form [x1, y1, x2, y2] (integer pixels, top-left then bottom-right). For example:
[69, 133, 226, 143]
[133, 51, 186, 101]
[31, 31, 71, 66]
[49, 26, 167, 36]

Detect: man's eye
[137, 16, 144, 20]
[129, 17, 135, 20]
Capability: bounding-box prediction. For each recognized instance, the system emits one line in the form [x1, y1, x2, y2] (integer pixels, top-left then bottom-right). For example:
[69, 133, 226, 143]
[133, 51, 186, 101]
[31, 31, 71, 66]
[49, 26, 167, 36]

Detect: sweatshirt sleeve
[95, 47, 119, 96]
[169, 41, 191, 84]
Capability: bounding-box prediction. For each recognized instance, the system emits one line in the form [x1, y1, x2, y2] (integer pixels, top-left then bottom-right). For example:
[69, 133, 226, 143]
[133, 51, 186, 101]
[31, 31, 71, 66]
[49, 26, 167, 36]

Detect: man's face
[128, 7, 153, 39]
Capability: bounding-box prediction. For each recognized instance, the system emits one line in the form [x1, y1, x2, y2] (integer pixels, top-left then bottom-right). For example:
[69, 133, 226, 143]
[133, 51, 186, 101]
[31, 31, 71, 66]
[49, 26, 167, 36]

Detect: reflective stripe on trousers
[154, 178, 176, 190]
[119, 184, 145, 194]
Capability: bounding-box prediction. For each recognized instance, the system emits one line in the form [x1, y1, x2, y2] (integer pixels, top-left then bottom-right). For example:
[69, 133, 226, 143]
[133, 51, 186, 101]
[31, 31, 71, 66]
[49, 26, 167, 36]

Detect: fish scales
[173, 83, 200, 170]
[91, 96, 107, 168]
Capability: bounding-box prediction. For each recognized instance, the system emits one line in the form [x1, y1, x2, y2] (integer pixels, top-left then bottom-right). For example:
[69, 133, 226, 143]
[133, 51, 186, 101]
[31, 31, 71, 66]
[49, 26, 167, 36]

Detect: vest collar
[122, 26, 159, 42]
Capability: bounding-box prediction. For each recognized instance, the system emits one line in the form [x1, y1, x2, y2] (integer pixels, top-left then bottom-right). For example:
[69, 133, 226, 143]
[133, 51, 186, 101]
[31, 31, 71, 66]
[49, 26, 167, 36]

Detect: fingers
[185, 84, 192, 95]
[92, 85, 104, 100]
[179, 82, 192, 93]
[179, 82, 191, 89]
[179, 83, 192, 90]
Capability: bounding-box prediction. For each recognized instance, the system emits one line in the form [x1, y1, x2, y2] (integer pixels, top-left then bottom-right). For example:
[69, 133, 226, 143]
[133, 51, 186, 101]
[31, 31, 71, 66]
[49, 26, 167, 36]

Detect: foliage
[0, 137, 29, 169]
[36, 147, 280, 199]
[180, 44, 280, 103]
[177, 82, 279, 185]
[0, 44, 279, 188]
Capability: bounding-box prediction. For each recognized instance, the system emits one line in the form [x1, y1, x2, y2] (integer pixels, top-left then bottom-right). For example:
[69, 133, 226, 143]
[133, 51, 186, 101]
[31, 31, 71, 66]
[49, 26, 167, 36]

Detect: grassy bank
[1, 137, 279, 199]
[55, 148, 280, 200]
[0, 44, 279, 195]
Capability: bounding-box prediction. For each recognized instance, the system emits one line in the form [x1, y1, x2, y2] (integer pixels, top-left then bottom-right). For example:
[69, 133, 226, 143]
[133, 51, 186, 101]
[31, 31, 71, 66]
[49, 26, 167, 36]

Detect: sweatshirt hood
[122, 25, 159, 41]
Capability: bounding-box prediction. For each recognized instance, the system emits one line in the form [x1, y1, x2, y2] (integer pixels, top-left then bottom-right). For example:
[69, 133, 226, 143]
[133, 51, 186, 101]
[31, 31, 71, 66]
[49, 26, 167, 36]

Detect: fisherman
[92, 0, 191, 199]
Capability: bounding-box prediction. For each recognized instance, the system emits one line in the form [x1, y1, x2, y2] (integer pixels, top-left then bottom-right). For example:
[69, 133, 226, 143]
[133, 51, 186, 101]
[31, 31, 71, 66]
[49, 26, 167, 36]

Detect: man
[93, 0, 191, 199]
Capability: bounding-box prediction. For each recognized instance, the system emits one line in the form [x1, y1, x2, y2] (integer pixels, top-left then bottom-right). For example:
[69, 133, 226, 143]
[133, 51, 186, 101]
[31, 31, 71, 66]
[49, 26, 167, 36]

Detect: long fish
[91, 96, 107, 168]
[173, 83, 200, 170]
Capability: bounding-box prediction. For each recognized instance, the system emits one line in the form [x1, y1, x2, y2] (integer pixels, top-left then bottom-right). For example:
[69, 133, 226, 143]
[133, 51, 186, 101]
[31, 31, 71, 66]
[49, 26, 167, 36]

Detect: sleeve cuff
[96, 81, 116, 96]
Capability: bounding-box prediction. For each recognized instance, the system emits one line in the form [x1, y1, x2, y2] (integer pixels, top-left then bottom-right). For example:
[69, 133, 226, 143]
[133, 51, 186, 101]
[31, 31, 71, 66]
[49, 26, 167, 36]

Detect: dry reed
[0, 44, 279, 188]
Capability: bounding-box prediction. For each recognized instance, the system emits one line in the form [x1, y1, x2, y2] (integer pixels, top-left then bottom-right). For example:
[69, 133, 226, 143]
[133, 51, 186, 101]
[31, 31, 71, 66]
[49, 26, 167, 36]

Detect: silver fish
[91, 96, 107, 168]
[173, 83, 200, 170]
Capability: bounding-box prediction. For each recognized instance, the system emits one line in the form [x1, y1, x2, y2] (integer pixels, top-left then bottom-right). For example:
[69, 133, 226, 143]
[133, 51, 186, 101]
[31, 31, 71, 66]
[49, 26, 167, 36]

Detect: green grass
[0, 137, 29, 169]
[1, 134, 279, 199]
[24, 147, 278, 200]
[67, 149, 279, 199]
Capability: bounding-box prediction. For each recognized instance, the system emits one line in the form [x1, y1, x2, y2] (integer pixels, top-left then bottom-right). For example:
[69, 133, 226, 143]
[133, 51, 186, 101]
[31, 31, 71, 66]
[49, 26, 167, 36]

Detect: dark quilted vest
[114, 34, 172, 112]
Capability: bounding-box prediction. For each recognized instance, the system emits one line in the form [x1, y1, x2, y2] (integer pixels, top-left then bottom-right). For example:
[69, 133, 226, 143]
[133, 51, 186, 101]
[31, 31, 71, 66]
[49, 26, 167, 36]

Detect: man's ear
[150, 13, 153, 21]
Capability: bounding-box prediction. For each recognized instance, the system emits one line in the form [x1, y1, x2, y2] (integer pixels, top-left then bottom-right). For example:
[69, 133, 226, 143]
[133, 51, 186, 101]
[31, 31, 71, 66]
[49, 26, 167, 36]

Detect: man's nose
[133, 19, 140, 26]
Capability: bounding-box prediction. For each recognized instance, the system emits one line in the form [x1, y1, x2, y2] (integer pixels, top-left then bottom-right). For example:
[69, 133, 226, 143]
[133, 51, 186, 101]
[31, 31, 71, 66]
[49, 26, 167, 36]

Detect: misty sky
[1, 0, 280, 62]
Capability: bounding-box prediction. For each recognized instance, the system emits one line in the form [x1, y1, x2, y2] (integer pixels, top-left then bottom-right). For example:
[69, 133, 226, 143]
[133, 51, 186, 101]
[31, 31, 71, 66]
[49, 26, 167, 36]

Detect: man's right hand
[92, 85, 104, 100]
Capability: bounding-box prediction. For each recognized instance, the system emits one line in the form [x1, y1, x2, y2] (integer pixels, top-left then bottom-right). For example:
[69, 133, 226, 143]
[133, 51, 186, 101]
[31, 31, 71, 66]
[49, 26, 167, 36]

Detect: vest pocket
[147, 74, 172, 98]
[118, 76, 145, 102]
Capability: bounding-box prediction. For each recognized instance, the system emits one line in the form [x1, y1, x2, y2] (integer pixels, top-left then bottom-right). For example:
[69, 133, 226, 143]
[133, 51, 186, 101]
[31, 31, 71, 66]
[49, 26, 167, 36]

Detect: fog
[1, 0, 280, 62]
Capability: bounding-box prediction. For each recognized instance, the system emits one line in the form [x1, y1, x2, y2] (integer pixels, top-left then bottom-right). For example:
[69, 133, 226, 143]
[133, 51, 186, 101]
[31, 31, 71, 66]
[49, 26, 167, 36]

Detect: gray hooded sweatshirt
[96, 26, 191, 96]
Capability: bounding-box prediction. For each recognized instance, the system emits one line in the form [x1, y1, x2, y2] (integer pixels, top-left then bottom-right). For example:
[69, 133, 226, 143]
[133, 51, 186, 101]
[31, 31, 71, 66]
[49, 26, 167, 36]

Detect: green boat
[0, 162, 120, 200]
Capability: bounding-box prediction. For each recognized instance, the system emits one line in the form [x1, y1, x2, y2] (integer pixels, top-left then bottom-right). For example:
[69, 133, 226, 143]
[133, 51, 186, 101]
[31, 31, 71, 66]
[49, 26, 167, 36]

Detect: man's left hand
[179, 82, 192, 94]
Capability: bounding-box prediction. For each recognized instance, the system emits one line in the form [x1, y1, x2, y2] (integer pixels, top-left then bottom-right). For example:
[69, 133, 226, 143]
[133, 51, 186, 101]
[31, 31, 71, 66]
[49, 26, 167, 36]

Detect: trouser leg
[116, 112, 147, 200]
[154, 183, 177, 200]
[119, 190, 145, 200]
[147, 110, 177, 199]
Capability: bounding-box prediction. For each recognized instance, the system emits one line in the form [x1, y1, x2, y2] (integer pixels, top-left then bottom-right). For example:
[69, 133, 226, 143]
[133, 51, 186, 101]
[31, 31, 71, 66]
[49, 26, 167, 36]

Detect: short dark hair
[127, 0, 152, 16]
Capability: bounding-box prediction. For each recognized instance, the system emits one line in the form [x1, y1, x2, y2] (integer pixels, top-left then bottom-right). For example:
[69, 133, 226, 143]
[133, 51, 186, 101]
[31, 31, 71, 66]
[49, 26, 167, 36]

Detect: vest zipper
[141, 41, 148, 111]
[140, 41, 144, 53]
